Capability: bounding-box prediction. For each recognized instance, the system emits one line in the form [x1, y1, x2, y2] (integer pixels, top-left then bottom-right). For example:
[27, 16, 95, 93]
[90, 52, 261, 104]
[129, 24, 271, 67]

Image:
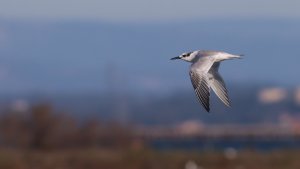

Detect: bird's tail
[229, 54, 243, 59]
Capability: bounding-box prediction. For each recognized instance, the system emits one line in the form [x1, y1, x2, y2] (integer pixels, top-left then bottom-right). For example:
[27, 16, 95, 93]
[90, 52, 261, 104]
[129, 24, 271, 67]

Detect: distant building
[11, 99, 29, 113]
[258, 87, 287, 104]
[294, 87, 300, 105]
[176, 120, 204, 136]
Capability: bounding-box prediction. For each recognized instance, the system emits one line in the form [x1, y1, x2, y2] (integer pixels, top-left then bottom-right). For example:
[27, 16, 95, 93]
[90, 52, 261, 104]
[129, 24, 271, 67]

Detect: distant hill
[2, 85, 300, 125]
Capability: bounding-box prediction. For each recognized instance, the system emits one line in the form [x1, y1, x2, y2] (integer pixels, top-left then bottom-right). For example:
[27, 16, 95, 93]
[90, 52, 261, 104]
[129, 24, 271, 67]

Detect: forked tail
[229, 54, 243, 59]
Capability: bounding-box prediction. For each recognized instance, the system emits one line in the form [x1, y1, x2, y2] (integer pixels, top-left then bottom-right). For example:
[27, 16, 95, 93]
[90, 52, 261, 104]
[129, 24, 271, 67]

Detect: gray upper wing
[189, 57, 215, 112]
[208, 62, 231, 107]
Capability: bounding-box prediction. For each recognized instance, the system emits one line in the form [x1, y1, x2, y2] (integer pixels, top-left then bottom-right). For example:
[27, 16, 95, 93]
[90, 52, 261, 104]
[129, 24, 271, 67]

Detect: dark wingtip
[205, 106, 210, 112]
[226, 100, 232, 108]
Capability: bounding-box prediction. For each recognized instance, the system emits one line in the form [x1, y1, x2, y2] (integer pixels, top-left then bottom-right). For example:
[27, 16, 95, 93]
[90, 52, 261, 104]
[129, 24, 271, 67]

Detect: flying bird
[171, 50, 242, 112]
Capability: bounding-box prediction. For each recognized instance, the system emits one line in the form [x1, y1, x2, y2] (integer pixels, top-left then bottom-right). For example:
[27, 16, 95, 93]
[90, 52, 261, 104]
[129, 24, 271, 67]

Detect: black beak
[170, 56, 181, 60]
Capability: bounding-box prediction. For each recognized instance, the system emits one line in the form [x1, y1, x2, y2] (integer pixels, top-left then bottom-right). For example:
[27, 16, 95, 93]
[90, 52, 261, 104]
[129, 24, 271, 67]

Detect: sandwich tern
[171, 50, 242, 112]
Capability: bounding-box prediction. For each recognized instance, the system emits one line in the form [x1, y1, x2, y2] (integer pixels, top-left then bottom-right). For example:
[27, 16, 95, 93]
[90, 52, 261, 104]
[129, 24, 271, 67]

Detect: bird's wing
[189, 57, 215, 112]
[208, 62, 231, 107]
[190, 71, 210, 112]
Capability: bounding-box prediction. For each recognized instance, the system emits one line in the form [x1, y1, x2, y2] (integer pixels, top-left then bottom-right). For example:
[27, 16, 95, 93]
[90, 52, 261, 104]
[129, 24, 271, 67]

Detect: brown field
[0, 148, 300, 169]
[1, 104, 300, 169]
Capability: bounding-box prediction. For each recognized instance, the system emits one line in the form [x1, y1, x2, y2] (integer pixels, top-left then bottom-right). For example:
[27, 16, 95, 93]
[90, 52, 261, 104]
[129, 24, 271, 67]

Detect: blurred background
[0, 0, 300, 168]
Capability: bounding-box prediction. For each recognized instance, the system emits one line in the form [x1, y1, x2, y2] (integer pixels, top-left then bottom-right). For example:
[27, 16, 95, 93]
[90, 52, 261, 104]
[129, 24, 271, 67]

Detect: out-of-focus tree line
[0, 104, 143, 150]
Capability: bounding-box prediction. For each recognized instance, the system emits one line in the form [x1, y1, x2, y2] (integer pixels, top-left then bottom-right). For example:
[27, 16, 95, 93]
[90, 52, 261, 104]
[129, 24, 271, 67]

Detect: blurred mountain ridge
[2, 85, 300, 126]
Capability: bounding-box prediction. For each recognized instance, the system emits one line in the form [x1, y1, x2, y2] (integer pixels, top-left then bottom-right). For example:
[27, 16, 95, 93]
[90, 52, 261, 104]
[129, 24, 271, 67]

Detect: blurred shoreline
[1, 103, 300, 152]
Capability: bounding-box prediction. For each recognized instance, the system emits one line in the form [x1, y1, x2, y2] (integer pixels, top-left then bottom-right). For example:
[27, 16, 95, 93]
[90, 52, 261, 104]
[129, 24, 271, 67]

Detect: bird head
[170, 52, 196, 62]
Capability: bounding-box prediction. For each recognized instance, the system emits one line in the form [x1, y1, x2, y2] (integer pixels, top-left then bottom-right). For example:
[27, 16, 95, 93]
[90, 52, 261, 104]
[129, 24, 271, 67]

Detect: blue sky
[0, 1, 300, 94]
[1, 0, 300, 22]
